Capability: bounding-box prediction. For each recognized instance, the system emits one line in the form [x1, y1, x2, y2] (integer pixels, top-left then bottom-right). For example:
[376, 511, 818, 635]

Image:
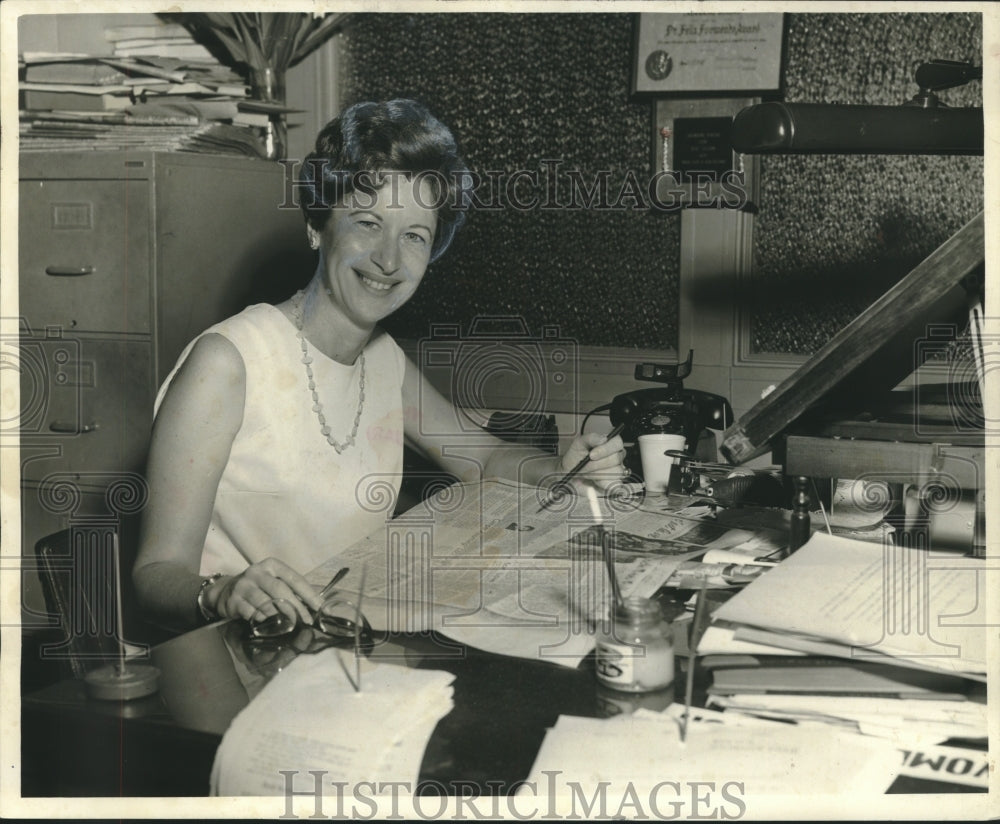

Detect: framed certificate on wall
[632, 12, 786, 98]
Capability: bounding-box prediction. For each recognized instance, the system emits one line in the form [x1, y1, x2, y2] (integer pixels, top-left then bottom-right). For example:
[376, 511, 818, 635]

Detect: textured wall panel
[340, 13, 681, 350]
[750, 12, 983, 354]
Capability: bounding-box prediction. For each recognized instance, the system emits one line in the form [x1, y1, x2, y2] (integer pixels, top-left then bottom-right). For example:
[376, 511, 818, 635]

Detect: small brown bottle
[788, 475, 811, 554]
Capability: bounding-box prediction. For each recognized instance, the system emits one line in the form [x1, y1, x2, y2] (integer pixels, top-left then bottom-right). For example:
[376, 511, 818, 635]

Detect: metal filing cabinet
[16, 151, 313, 623]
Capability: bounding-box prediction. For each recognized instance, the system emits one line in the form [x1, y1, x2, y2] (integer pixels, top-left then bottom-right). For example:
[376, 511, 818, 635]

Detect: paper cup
[638, 433, 686, 495]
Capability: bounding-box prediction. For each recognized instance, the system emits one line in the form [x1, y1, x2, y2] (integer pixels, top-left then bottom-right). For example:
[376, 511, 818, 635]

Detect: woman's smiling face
[316, 173, 439, 327]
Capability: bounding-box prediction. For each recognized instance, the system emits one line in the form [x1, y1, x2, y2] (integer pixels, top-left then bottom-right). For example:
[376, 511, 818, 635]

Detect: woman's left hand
[558, 431, 627, 493]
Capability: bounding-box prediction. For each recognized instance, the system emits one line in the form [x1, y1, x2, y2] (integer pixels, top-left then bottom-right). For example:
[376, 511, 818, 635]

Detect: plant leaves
[169, 12, 349, 80]
[293, 13, 346, 65]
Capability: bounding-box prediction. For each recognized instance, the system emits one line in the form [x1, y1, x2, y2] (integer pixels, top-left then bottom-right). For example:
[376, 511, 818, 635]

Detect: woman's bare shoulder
[157, 332, 246, 425]
[184, 332, 246, 382]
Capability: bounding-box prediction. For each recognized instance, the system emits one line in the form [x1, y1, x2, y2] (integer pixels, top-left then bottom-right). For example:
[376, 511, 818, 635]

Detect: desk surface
[22, 611, 981, 798]
[20, 499, 984, 799]
[22, 619, 677, 797]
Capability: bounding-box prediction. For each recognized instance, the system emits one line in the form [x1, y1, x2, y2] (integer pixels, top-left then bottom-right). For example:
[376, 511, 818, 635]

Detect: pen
[536, 423, 626, 513]
[681, 586, 710, 743]
[353, 563, 367, 693]
[332, 563, 366, 693]
[318, 566, 350, 601]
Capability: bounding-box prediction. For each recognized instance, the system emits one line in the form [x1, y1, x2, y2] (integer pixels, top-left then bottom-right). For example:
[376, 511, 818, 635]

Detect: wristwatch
[197, 573, 224, 623]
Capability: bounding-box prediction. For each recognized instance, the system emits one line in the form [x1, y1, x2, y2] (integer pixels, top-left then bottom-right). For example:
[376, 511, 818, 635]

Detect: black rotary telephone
[608, 351, 733, 452]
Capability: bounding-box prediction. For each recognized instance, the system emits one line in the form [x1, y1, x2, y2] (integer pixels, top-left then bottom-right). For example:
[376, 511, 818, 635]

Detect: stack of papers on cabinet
[210, 650, 454, 796]
[18, 113, 266, 156]
[18, 51, 269, 157]
[20, 52, 247, 107]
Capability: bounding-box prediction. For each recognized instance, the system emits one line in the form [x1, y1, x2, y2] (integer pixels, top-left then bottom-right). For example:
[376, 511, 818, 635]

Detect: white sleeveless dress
[155, 304, 406, 576]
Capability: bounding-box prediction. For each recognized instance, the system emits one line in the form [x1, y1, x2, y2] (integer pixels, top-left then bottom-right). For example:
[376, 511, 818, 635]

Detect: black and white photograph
[1, 1, 996, 819]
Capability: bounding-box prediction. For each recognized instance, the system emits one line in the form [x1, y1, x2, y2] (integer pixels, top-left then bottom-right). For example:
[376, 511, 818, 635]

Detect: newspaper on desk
[307, 479, 777, 666]
[210, 649, 455, 796]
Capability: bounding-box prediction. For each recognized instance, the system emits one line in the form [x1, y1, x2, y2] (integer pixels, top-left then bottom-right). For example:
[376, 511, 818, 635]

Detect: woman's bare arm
[400, 357, 624, 492]
[133, 333, 320, 630]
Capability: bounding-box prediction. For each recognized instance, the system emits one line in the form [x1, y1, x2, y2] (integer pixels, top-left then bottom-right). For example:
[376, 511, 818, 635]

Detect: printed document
[210, 650, 454, 796]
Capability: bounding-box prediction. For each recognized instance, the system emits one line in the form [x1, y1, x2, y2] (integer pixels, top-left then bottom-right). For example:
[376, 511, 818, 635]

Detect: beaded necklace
[290, 289, 366, 453]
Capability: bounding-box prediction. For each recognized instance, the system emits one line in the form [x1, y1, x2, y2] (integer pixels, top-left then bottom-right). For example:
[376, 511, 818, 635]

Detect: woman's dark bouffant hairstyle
[299, 99, 470, 263]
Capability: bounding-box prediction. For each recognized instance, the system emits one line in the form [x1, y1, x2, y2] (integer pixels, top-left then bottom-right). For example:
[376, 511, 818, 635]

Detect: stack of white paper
[520, 708, 904, 808]
[698, 532, 988, 748]
[709, 532, 987, 678]
[210, 650, 454, 796]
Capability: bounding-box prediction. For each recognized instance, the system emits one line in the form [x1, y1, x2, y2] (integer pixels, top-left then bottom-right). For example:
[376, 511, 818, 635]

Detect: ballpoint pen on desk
[318, 566, 350, 601]
[536, 422, 626, 513]
[681, 586, 711, 743]
[353, 563, 367, 692]
[330, 563, 366, 693]
[602, 534, 624, 612]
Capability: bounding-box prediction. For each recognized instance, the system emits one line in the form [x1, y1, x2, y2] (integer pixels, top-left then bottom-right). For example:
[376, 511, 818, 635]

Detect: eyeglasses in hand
[249, 594, 372, 642]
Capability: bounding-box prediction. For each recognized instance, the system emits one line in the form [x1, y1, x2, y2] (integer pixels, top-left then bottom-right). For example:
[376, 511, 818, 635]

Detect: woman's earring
[308, 230, 320, 250]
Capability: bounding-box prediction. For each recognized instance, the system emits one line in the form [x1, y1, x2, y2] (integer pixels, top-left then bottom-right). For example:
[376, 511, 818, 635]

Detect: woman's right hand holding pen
[556, 427, 628, 494]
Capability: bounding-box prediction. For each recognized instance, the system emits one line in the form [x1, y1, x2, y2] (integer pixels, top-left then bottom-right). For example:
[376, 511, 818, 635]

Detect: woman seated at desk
[133, 98, 625, 632]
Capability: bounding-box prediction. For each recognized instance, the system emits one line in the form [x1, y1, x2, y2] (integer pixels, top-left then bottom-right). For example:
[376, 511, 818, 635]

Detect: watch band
[197, 573, 224, 623]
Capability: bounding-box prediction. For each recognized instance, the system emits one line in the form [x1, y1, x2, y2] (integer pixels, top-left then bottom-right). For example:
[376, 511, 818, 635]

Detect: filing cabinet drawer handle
[44, 265, 96, 277]
[48, 421, 99, 433]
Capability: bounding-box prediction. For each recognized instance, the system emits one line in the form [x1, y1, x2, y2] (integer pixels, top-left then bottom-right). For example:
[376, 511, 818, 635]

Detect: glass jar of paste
[595, 597, 674, 693]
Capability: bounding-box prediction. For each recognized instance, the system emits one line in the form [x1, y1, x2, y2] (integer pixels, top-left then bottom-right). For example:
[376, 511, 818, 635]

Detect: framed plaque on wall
[632, 12, 786, 98]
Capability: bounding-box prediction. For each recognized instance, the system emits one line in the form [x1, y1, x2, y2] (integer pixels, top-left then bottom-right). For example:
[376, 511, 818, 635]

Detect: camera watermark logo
[1, 319, 83, 442]
[913, 321, 996, 439]
[838, 470, 989, 668]
[416, 317, 577, 438]
[15, 472, 150, 668]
